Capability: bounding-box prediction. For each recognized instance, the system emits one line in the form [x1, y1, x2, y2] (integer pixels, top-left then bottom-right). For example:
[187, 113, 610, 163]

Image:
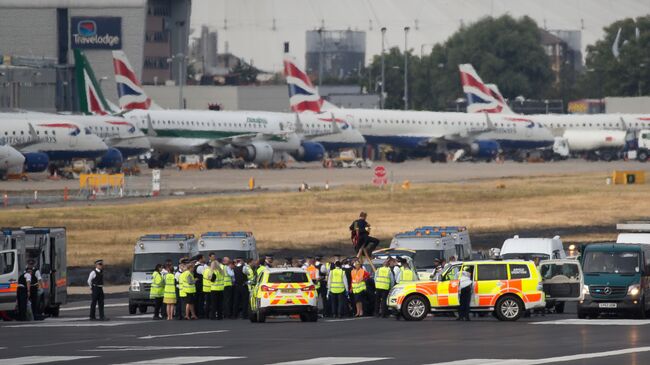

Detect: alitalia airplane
[95, 51, 366, 168]
[284, 56, 554, 162]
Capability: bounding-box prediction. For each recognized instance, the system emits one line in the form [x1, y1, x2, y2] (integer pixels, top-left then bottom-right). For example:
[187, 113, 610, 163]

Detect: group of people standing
[15, 259, 44, 321]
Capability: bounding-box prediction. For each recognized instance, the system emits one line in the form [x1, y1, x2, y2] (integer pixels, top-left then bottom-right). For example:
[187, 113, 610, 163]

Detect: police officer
[327, 261, 348, 318]
[202, 257, 214, 319]
[232, 258, 249, 319]
[458, 267, 474, 321]
[222, 257, 235, 318]
[162, 262, 177, 320]
[26, 259, 42, 320]
[193, 254, 206, 318]
[16, 267, 31, 321]
[398, 258, 416, 283]
[210, 260, 225, 320]
[150, 264, 164, 320]
[374, 259, 394, 318]
[87, 259, 107, 321]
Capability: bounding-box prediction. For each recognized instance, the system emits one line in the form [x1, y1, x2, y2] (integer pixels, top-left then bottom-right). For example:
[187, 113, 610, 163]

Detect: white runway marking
[84, 346, 222, 352]
[0, 356, 96, 365]
[531, 319, 650, 326]
[4, 321, 150, 328]
[324, 317, 373, 323]
[424, 346, 650, 364]
[112, 356, 244, 364]
[60, 303, 128, 312]
[267, 357, 393, 365]
[138, 329, 228, 339]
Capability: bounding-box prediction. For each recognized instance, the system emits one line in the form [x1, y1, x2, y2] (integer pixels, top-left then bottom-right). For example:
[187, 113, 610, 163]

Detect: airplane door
[69, 131, 77, 148]
[0, 249, 19, 311]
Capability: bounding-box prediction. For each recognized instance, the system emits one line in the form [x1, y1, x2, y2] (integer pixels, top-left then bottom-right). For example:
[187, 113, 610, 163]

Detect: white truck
[418, 226, 472, 261]
[634, 130, 650, 162]
[500, 235, 566, 261]
[616, 222, 650, 243]
[390, 228, 457, 280]
[128, 234, 198, 314]
[197, 231, 258, 260]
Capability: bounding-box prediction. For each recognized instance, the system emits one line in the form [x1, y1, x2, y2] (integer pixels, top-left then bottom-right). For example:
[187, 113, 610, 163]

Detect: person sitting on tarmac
[350, 212, 380, 255]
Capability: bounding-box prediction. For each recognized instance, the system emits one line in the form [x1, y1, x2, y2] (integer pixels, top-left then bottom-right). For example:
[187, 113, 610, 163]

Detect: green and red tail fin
[74, 49, 117, 115]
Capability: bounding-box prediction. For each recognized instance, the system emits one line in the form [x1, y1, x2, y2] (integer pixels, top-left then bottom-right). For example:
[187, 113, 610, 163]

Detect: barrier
[79, 173, 125, 190]
[612, 170, 646, 185]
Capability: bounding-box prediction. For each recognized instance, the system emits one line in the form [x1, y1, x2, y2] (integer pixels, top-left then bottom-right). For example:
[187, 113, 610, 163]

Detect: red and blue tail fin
[283, 56, 325, 113]
[112, 50, 154, 110]
[458, 64, 514, 114]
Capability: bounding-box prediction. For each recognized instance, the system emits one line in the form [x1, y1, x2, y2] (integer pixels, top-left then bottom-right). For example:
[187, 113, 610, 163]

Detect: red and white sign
[372, 165, 388, 186]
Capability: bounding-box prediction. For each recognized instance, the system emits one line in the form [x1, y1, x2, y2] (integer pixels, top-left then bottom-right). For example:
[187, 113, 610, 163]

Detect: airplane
[106, 51, 365, 168]
[459, 64, 631, 160]
[283, 56, 555, 162]
[0, 116, 108, 173]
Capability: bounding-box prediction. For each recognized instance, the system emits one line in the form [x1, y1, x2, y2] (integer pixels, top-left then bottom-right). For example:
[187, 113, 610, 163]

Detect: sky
[190, 0, 650, 72]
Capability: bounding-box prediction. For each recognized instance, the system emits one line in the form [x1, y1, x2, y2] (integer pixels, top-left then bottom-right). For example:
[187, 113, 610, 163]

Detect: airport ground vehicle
[500, 235, 566, 261]
[578, 243, 650, 318]
[388, 260, 545, 321]
[197, 231, 258, 260]
[128, 234, 198, 314]
[539, 259, 584, 314]
[322, 150, 370, 168]
[0, 227, 67, 316]
[176, 155, 205, 171]
[249, 268, 318, 323]
[390, 228, 457, 279]
[421, 226, 472, 261]
[635, 130, 650, 161]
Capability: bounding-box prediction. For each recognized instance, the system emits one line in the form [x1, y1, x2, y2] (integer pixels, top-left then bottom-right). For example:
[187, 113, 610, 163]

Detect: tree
[363, 15, 554, 110]
[230, 61, 259, 85]
[578, 16, 650, 97]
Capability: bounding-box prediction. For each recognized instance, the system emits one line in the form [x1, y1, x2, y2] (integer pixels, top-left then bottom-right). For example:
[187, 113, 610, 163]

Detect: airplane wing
[427, 113, 495, 144]
[300, 112, 342, 139]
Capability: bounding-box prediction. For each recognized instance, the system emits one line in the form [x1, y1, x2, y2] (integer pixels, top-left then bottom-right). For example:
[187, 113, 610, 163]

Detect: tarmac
[3, 159, 649, 196]
[1, 297, 650, 365]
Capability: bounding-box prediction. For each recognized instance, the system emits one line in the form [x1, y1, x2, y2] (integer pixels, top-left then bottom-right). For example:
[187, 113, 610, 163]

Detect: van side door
[539, 260, 584, 301]
[0, 249, 19, 311]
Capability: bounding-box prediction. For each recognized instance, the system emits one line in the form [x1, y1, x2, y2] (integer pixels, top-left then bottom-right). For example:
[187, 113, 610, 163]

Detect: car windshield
[501, 253, 550, 261]
[583, 251, 640, 274]
[200, 250, 251, 260]
[133, 253, 186, 272]
[413, 250, 444, 269]
[267, 272, 309, 283]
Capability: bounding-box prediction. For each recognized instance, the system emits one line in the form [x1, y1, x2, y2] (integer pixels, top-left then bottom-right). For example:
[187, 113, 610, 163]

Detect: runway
[2, 298, 650, 365]
[3, 159, 649, 195]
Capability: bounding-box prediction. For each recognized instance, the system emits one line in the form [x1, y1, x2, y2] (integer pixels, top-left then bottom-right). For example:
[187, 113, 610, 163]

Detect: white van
[616, 222, 650, 244]
[500, 235, 566, 261]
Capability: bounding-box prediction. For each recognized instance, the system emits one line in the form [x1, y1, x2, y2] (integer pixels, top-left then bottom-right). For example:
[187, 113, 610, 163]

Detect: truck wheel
[128, 303, 137, 315]
[639, 151, 649, 162]
[138, 305, 148, 314]
[554, 302, 565, 314]
[401, 294, 429, 321]
[600, 151, 613, 162]
[495, 295, 524, 321]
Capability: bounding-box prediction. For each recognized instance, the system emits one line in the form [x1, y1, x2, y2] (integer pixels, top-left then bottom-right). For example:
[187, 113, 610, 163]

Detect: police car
[387, 260, 545, 321]
[249, 268, 318, 323]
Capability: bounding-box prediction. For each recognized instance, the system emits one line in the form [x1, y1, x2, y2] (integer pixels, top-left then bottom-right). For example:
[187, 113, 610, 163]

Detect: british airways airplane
[284, 56, 554, 162]
[459, 64, 632, 160]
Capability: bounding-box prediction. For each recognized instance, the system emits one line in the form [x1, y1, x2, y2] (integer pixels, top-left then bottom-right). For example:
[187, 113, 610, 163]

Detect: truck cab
[128, 233, 198, 314]
[197, 231, 258, 260]
[390, 228, 457, 280]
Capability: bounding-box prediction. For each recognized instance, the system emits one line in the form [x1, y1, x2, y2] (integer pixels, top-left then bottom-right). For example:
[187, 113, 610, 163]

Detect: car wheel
[639, 151, 648, 162]
[128, 303, 137, 315]
[495, 295, 524, 321]
[554, 302, 565, 314]
[138, 305, 148, 314]
[401, 294, 429, 321]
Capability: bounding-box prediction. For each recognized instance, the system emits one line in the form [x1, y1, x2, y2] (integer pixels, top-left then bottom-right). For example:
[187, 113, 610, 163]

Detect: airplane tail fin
[112, 50, 156, 110]
[283, 55, 331, 113]
[74, 49, 116, 115]
[458, 64, 514, 114]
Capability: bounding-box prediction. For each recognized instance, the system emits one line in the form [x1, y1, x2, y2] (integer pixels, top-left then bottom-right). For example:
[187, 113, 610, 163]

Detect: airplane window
[589, 123, 592, 127]
[20, 131, 24, 135]
[36, 131, 39, 135]
[52, 131, 55, 135]
[444, 121, 447, 125]
[419, 121, 421, 124]
[12, 131, 15, 135]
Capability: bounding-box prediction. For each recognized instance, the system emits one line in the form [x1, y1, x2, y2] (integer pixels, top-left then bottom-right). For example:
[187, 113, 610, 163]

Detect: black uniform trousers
[356, 235, 380, 254]
[90, 286, 105, 319]
[210, 290, 224, 320]
[330, 292, 346, 318]
[203, 290, 213, 318]
[29, 286, 40, 319]
[232, 285, 249, 319]
[458, 285, 472, 320]
[375, 288, 389, 317]
[223, 286, 233, 318]
[16, 287, 28, 321]
[153, 297, 163, 318]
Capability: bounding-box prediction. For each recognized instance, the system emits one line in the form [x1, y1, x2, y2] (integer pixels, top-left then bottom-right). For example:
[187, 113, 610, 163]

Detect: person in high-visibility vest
[150, 264, 165, 320]
[399, 258, 417, 283]
[374, 259, 394, 318]
[210, 260, 225, 320]
[351, 260, 368, 317]
[327, 261, 349, 319]
[162, 263, 177, 321]
[222, 257, 234, 319]
[202, 259, 214, 319]
[183, 262, 198, 320]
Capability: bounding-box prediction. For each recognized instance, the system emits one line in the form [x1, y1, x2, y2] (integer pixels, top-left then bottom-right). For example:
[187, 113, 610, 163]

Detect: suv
[249, 268, 318, 323]
[387, 260, 545, 321]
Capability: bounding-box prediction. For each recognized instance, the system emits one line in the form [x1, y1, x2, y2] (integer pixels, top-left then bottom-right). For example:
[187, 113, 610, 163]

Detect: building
[305, 29, 365, 82]
[0, 0, 191, 111]
[540, 29, 583, 85]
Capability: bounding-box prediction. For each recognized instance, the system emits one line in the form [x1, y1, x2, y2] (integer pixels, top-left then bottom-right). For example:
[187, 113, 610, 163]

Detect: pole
[318, 28, 324, 89]
[403, 26, 410, 110]
[178, 54, 183, 109]
[380, 27, 386, 109]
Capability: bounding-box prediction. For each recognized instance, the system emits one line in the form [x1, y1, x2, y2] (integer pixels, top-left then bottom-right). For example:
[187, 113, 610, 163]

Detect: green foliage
[362, 15, 554, 110]
[578, 16, 650, 97]
[231, 61, 259, 85]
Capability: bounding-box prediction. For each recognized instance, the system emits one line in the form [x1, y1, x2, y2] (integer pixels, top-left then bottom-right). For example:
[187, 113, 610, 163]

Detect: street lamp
[318, 27, 324, 89]
[380, 27, 386, 109]
[639, 63, 646, 96]
[403, 26, 410, 110]
[167, 54, 188, 109]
